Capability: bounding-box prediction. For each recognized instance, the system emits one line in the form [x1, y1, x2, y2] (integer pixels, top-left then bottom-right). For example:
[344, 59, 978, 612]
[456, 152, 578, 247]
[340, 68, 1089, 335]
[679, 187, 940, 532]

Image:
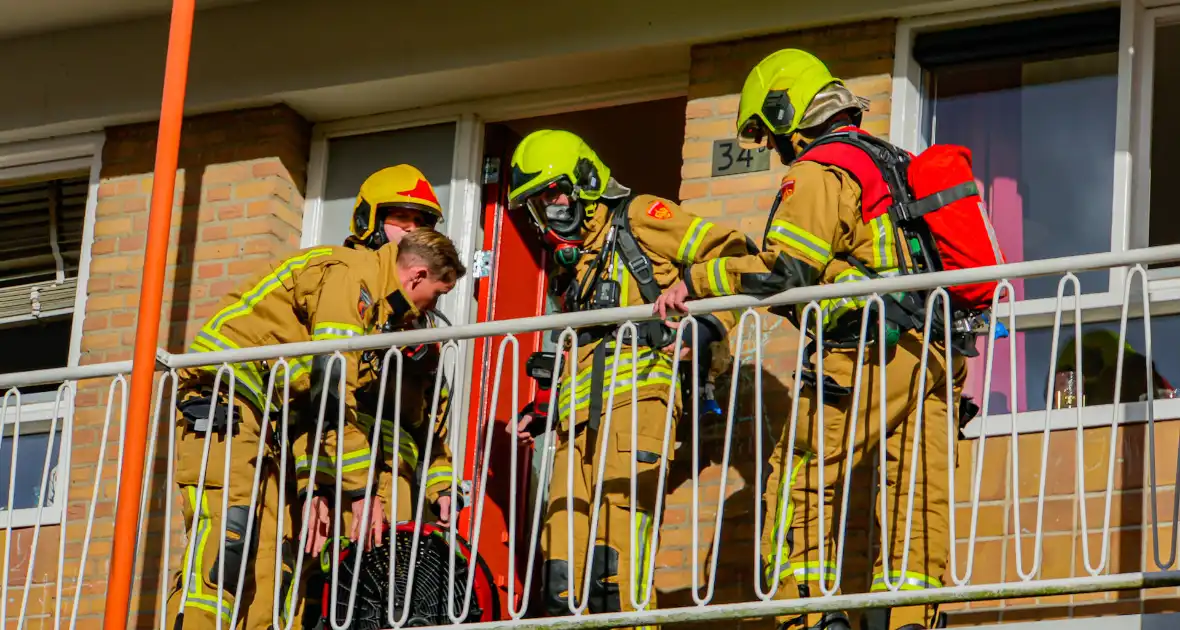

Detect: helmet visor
[508, 168, 575, 209]
[737, 115, 768, 149]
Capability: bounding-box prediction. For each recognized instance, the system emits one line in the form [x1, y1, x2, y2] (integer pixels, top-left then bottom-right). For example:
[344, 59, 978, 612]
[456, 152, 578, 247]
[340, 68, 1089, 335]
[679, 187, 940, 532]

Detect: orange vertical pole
[103, 1, 196, 629]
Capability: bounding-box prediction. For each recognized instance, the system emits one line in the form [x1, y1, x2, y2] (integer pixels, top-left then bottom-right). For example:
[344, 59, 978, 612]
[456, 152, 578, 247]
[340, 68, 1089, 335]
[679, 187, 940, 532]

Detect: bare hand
[654, 281, 690, 320]
[435, 495, 453, 527]
[509, 413, 538, 446]
[660, 320, 692, 361]
[351, 496, 387, 551]
[304, 495, 331, 555]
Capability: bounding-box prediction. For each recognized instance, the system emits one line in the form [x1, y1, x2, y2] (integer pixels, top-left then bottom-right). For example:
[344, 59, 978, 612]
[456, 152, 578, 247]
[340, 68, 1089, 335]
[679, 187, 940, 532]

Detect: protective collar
[798, 83, 870, 131]
[374, 243, 422, 325]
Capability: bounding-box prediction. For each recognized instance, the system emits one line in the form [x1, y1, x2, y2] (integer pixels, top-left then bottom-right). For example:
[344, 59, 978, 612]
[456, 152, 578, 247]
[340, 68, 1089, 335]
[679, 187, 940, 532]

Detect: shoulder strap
[796, 130, 913, 220]
[611, 198, 662, 304]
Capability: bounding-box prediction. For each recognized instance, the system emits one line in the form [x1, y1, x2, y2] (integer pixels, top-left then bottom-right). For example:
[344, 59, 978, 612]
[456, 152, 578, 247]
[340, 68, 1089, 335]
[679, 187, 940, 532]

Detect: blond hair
[396, 228, 467, 282]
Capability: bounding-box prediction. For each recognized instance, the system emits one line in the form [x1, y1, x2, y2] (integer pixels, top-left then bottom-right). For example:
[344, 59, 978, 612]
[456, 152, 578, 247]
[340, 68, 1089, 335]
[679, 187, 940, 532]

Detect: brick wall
[0, 104, 311, 630]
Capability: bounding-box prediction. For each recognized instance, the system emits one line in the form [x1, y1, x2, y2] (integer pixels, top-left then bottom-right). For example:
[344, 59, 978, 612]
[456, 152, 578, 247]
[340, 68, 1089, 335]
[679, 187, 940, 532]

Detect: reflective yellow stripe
[355, 413, 422, 470]
[312, 322, 364, 340]
[633, 510, 655, 603]
[205, 248, 334, 333]
[191, 331, 271, 411]
[804, 267, 902, 332]
[556, 348, 674, 414]
[290, 356, 313, 381]
[294, 447, 372, 476]
[766, 453, 810, 584]
[793, 560, 838, 583]
[558, 347, 670, 397]
[871, 570, 943, 591]
[677, 217, 714, 264]
[425, 465, 454, 488]
[189, 248, 333, 411]
[766, 220, 832, 265]
[717, 258, 733, 295]
[182, 488, 234, 624]
[561, 363, 675, 402]
[705, 258, 734, 296]
[399, 434, 419, 470]
[557, 368, 675, 421]
[869, 214, 898, 268]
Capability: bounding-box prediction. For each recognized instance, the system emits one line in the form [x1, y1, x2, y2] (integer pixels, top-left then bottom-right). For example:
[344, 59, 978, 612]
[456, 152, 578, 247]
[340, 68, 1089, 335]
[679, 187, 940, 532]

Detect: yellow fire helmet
[351, 164, 444, 249]
[1057, 329, 1136, 373]
[507, 129, 610, 211]
[736, 48, 842, 148]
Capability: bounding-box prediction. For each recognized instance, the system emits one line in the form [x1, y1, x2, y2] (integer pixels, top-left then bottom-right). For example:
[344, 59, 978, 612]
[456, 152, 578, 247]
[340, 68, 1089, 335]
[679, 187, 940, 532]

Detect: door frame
[300, 73, 687, 474]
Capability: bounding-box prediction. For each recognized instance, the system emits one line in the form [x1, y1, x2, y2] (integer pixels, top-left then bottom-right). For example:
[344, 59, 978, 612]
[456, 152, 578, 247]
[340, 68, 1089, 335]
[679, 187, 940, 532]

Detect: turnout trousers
[167, 389, 302, 630]
[541, 396, 678, 630]
[761, 331, 967, 630]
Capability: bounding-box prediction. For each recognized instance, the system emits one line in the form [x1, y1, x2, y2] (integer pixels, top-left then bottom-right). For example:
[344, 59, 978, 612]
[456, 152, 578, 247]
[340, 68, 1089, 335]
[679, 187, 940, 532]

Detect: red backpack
[794, 127, 1006, 312]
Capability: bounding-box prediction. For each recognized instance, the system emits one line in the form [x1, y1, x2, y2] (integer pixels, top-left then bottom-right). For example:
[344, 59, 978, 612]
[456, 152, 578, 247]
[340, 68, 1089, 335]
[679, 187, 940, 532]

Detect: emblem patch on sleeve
[646, 201, 673, 220]
[781, 179, 796, 199]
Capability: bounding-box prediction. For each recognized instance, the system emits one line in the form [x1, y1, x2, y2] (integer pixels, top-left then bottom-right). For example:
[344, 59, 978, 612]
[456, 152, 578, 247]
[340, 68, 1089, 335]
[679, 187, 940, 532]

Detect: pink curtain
[933, 79, 1028, 413]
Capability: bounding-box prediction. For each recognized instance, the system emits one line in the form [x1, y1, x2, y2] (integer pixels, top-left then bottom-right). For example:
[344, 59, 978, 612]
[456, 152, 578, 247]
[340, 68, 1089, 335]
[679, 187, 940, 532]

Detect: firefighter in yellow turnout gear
[507, 129, 756, 625]
[168, 228, 464, 630]
[656, 50, 972, 630]
[339, 164, 459, 530]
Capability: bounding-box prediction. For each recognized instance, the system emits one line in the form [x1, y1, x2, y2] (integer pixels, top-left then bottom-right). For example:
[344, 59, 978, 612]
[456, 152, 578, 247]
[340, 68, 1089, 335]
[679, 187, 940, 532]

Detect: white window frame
[0, 392, 73, 529]
[1129, 2, 1180, 271]
[299, 74, 687, 476]
[0, 131, 104, 528]
[890, 0, 1180, 437]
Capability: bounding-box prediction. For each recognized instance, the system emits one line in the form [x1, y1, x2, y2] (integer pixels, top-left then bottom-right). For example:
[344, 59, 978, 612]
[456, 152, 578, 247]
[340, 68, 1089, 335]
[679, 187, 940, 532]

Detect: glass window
[964, 314, 1180, 414]
[917, 9, 1120, 301]
[0, 429, 63, 512]
[318, 124, 457, 247]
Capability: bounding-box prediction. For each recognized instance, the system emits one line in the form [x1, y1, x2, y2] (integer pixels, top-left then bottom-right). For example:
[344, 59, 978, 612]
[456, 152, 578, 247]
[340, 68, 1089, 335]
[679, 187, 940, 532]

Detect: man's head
[350, 165, 444, 250]
[736, 49, 869, 164]
[506, 129, 611, 266]
[394, 227, 466, 312]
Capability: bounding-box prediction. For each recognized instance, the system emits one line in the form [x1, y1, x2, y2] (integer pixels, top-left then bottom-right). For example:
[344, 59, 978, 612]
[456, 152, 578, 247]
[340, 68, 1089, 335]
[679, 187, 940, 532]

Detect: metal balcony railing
[4, 245, 1180, 630]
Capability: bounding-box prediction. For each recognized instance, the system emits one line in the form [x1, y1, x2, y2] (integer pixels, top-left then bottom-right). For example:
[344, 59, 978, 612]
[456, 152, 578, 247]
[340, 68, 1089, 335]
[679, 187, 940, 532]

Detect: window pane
[1148, 24, 1180, 255]
[964, 314, 1180, 414]
[319, 124, 457, 248]
[0, 430, 63, 511]
[0, 316, 71, 395]
[924, 43, 1118, 300]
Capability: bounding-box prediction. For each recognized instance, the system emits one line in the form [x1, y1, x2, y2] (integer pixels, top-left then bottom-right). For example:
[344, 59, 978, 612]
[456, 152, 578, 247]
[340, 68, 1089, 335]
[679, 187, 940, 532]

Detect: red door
[458, 123, 550, 617]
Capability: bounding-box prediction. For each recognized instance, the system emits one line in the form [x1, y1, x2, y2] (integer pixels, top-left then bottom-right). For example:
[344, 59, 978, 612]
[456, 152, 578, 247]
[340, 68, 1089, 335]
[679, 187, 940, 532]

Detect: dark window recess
[913, 7, 1120, 68]
[0, 316, 71, 395]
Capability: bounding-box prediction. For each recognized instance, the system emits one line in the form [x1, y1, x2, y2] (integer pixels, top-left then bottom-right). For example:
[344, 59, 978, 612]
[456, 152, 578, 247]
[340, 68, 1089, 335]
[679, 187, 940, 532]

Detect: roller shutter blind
[0, 173, 88, 323]
[912, 7, 1120, 68]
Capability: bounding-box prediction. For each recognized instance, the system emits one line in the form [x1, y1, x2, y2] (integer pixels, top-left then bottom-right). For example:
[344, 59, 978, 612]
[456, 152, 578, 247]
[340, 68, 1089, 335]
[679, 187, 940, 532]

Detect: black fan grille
[326, 528, 482, 629]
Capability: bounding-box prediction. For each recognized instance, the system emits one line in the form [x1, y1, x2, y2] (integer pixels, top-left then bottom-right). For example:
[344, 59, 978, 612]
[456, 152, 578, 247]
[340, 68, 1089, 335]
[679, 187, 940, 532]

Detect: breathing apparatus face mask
[524, 180, 586, 266]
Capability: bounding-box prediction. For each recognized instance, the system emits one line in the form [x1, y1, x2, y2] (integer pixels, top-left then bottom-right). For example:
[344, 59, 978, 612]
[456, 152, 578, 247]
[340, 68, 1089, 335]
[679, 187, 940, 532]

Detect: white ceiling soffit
[280, 44, 690, 122]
